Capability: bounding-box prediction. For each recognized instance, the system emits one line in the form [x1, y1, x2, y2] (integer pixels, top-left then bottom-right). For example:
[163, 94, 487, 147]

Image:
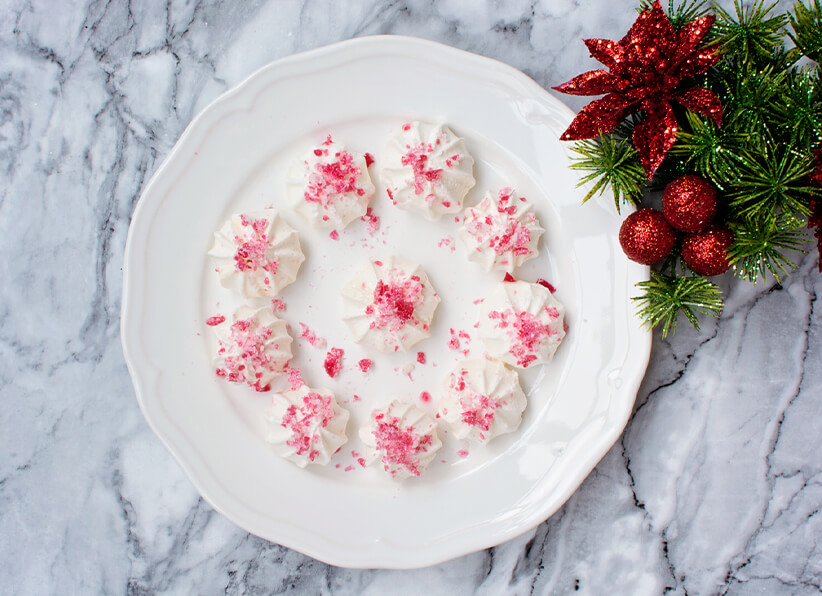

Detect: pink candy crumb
[324, 347, 344, 378]
[206, 315, 225, 326]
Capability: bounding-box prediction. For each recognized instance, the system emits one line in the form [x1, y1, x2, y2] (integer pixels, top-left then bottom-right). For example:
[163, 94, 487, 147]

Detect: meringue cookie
[459, 188, 544, 272]
[381, 121, 475, 220]
[438, 359, 527, 443]
[359, 400, 442, 479]
[209, 209, 305, 298]
[287, 135, 375, 229]
[265, 385, 349, 467]
[213, 305, 293, 391]
[341, 256, 440, 352]
[477, 280, 566, 369]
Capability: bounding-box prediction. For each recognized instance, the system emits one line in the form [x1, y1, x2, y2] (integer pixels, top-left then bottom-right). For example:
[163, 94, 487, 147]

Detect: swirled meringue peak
[477, 279, 566, 369]
[209, 209, 304, 298]
[341, 256, 440, 353]
[381, 121, 475, 220]
[287, 135, 375, 229]
[265, 385, 350, 468]
[359, 400, 442, 480]
[459, 187, 544, 272]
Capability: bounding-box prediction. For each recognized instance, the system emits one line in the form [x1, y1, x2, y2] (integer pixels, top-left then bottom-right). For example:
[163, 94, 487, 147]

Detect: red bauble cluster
[681, 226, 734, 276]
[662, 175, 716, 233]
[619, 208, 676, 265]
[619, 175, 734, 276]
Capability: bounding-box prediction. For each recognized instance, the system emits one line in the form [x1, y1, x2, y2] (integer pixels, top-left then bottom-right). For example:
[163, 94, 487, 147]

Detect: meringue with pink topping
[438, 359, 527, 443]
[287, 135, 375, 229]
[341, 256, 440, 352]
[459, 188, 544, 272]
[476, 280, 566, 369]
[359, 400, 442, 480]
[209, 209, 305, 298]
[381, 122, 475, 220]
[265, 385, 350, 467]
[213, 305, 293, 391]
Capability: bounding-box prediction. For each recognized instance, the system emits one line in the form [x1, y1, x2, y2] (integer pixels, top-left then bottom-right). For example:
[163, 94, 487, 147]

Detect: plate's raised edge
[120, 34, 652, 569]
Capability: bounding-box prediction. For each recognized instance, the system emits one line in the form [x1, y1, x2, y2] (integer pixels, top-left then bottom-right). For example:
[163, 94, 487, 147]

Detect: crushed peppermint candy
[323, 347, 344, 378]
[420, 391, 431, 403]
[438, 236, 456, 252]
[488, 308, 559, 368]
[280, 391, 337, 462]
[361, 207, 380, 235]
[367, 272, 425, 332]
[271, 298, 287, 312]
[371, 414, 434, 478]
[417, 351, 426, 364]
[299, 322, 327, 349]
[401, 142, 443, 195]
[215, 317, 281, 392]
[358, 358, 373, 373]
[206, 315, 225, 326]
[233, 215, 279, 287]
[285, 367, 305, 390]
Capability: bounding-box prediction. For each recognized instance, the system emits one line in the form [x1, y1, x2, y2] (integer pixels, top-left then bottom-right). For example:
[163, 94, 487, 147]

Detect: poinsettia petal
[622, 1, 676, 53]
[559, 93, 640, 140]
[675, 87, 723, 126]
[552, 69, 627, 96]
[675, 46, 719, 78]
[632, 100, 678, 180]
[673, 14, 715, 62]
[583, 38, 621, 70]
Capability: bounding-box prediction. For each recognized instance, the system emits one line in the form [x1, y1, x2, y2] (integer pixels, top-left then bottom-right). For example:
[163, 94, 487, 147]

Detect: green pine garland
[569, 0, 822, 337]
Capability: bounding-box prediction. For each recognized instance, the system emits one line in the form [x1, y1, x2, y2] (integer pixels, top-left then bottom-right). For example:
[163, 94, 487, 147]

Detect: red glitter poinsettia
[553, 1, 722, 179]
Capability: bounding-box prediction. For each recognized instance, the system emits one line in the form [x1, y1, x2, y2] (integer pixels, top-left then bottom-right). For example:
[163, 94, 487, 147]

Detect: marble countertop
[3, 0, 820, 594]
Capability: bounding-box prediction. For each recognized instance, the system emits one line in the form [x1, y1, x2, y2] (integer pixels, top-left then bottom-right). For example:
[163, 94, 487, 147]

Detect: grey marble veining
[1, 0, 820, 594]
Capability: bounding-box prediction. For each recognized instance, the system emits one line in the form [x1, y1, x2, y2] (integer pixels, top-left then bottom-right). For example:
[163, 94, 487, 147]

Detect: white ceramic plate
[121, 36, 651, 569]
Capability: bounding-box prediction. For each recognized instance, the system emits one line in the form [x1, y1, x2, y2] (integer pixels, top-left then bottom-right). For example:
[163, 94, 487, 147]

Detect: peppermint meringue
[341, 256, 440, 352]
[265, 385, 349, 467]
[287, 135, 375, 229]
[213, 305, 293, 391]
[359, 400, 442, 479]
[209, 209, 305, 298]
[477, 280, 566, 369]
[381, 121, 475, 220]
[459, 187, 544, 272]
[438, 359, 527, 443]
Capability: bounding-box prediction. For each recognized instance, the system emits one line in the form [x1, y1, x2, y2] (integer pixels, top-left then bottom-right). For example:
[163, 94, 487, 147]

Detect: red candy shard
[536, 278, 556, 293]
[358, 358, 373, 373]
[323, 347, 344, 378]
[364, 152, 375, 167]
[417, 351, 426, 364]
[206, 315, 225, 326]
[503, 272, 516, 283]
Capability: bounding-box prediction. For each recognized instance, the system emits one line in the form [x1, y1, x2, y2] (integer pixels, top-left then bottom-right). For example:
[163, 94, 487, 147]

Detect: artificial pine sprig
[728, 214, 807, 282]
[668, 111, 746, 189]
[640, 0, 712, 28]
[570, 132, 646, 210]
[774, 68, 822, 148]
[632, 272, 723, 337]
[729, 146, 815, 218]
[712, 0, 788, 60]
[789, 0, 822, 62]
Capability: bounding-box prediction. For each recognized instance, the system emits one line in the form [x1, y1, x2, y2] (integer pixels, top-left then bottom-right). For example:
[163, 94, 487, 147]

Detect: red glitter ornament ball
[681, 225, 734, 276]
[619, 208, 676, 265]
[662, 175, 717, 233]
